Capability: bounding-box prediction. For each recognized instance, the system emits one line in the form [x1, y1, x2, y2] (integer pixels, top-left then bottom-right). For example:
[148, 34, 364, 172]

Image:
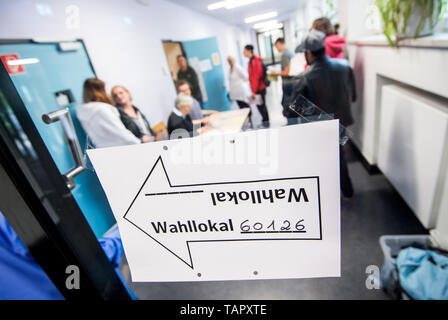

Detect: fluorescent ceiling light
[208, 0, 263, 11]
[7, 58, 40, 66]
[245, 11, 277, 24]
[253, 19, 278, 29]
[226, 0, 262, 9]
[208, 1, 226, 10]
[259, 23, 283, 33]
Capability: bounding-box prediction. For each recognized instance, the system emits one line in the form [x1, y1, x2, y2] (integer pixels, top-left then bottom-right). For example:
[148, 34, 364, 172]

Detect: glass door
[0, 40, 115, 238]
[0, 40, 131, 299]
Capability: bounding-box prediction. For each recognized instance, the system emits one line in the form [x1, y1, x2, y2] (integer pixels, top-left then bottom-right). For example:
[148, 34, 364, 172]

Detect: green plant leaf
[376, 0, 442, 46]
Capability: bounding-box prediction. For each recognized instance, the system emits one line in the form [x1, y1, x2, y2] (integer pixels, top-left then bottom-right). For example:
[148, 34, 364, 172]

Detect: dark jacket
[117, 105, 155, 139]
[285, 56, 356, 127]
[167, 112, 193, 137]
[177, 66, 202, 103]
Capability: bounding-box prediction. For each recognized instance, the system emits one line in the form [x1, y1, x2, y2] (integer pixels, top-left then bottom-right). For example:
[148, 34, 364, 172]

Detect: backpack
[262, 63, 270, 87]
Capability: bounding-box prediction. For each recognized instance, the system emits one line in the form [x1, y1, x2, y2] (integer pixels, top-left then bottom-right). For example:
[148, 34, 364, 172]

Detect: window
[256, 27, 285, 66]
[440, 0, 448, 32]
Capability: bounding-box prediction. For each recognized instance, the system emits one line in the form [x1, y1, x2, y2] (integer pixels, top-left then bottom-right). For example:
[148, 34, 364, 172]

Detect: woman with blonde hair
[111, 85, 155, 143]
[76, 78, 141, 148]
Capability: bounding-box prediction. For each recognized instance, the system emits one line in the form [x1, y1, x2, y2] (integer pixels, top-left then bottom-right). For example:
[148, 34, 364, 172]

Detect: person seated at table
[176, 80, 218, 125]
[76, 78, 141, 148]
[110, 85, 156, 143]
[167, 93, 210, 137]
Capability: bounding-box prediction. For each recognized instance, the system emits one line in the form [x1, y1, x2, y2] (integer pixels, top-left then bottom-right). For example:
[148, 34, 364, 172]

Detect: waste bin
[379, 234, 434, 299]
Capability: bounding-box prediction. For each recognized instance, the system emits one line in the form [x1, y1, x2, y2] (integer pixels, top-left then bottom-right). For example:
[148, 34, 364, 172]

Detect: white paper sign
[189, 57, 208, 102]
[212, 52, 220, 66]
[87, 120, 341, 282]
[199, 59, 212, 72]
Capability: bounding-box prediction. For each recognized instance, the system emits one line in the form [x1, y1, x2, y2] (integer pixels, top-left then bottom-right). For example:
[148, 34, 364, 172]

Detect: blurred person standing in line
[177, 55, 203, 106]
[270, 37, 296, 125]
[311, 17, 346, 59]
[243, 44, 270, 128]
[227, 56, 253, 127]
[291, 30, 356, 199]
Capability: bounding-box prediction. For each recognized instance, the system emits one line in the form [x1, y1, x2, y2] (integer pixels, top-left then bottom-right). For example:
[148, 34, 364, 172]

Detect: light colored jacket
[76, 102, 141, 148]
[229, 64, 252, 102]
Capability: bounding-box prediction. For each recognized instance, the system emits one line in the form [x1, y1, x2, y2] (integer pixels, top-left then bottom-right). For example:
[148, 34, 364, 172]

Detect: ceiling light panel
[259, 23, 283, 33]
[245, 11, 277, 24]
[207, 1, 227, 10]
[207, 0, 263, 11]
[253, 19, 278, 29]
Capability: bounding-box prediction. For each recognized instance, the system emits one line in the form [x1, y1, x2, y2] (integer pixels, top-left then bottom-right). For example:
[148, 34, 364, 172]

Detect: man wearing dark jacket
[288, 30, 356, 199]
[177, 55, 203, 105]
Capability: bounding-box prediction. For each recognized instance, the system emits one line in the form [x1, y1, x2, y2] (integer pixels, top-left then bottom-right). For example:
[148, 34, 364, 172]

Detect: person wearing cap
[289, 29, 357, 199]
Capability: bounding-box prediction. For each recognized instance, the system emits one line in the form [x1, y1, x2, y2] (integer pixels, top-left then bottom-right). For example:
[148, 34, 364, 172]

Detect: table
[201, 108, 250, 136]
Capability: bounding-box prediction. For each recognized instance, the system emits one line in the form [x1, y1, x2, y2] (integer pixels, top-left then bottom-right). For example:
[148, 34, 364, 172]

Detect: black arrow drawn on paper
[123, 156, 323, 269]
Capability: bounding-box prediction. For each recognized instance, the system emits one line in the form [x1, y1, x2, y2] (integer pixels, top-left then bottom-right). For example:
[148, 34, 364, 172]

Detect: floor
[118, 121, 428, 300]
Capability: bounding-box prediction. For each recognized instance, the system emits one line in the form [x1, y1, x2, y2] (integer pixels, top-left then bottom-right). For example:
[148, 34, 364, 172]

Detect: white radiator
[378, 85, 448, 229]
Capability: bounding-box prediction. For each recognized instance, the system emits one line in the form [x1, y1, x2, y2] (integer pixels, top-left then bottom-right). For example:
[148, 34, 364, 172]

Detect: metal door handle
[42, 108, 85, 190]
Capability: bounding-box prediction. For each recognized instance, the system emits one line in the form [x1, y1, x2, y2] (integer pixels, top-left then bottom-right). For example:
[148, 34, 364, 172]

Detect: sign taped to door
[0, 54, 25, 75]
[88, 120, 341, 282]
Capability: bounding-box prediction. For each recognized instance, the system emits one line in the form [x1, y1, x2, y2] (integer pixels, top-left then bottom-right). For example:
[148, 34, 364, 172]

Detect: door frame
[0, 38, 98, 76]
[0, 39, 131, 299]
[256, 26, 286, 66]
[161, 39, 187, 83]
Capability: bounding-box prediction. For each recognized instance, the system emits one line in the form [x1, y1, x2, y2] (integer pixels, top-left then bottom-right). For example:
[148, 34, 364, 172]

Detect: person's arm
[283, 76, 307, 114]
[193, 115, 212, 126]
[271, 65, 290, 77]
[141, 135, 155, 143]
[95, 107, 141, 146]
[201, 109, 218, 115]
[99, 226, 124, 268]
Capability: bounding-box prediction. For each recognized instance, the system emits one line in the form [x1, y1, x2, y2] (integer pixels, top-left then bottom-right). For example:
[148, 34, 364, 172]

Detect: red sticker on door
[0, 54, 26, 75]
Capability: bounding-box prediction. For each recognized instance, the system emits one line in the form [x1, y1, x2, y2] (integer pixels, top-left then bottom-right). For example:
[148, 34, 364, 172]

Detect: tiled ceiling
[164, 0, 304, 27]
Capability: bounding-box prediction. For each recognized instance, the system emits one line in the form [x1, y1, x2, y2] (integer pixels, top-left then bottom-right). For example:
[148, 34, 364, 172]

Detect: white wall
[337, 0, 381, 40]
[0, 0, 252, 124]
[289, 0, 342, 47]
[336, 1, 448, 241]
